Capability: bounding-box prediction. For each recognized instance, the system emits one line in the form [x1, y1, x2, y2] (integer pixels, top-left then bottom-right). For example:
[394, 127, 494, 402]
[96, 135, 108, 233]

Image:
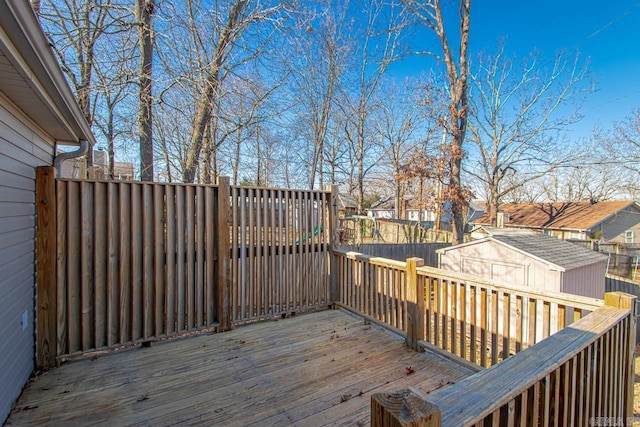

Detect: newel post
[371, 388, 441, 427]
[406, 257, 425, 351]
[36, 166, 58, 368]
[604, 291, 637, 419]
[327, 184, 339, 304]
[217, 176, 232, 331]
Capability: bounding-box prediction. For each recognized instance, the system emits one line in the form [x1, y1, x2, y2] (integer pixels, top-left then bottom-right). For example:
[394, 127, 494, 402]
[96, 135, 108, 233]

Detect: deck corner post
[371, 387, 441, 427]
[36, 166, 58, 369]
[217, 176, 232, 331]
[406, 257, 425, 351]
[604, 291, 637, 418]
[327, 184, 339, 304]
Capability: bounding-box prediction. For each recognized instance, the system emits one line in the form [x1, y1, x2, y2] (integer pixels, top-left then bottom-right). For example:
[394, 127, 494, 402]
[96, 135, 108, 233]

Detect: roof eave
[0, 0, 96, 146]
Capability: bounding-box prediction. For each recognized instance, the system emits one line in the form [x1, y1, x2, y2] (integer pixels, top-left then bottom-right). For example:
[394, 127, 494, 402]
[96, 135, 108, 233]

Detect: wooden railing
[334, 250, 409, 335]
[373, 292, 636, 425]
[419, 267, 603, 368]
[35, 167, 337, 366]
[334, 250, 603, 368]
[334, 250, 636, 425]
[429, 292, 636, 425]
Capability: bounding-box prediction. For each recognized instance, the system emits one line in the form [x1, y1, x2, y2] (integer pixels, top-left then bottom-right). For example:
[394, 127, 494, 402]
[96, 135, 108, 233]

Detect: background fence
[339, 243, 449, 267]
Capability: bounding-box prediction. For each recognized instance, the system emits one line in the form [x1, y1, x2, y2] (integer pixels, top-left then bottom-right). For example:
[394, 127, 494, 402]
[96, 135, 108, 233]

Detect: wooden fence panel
[229, 187, 331, 324]
[51, 178, 222, 358]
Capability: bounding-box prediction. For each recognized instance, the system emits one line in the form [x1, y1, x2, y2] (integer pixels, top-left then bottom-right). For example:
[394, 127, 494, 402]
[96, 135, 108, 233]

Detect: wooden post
[406, 257, 425, 351]
[371, 388, 441, 427]
[217, 176, 232, 331]
[36, 166, 57, 368]
[327, 184, 339, 304]
[603, 291, 637, 419]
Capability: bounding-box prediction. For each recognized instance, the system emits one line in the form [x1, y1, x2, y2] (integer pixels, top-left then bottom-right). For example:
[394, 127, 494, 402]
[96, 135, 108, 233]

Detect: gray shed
[0, 1, 95, 421]
[437, 231, 608, 299]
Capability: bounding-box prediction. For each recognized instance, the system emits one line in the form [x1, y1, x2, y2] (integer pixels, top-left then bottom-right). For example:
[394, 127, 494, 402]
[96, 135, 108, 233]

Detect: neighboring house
[0, 1, 95, 422]
[368, 195, 438, 222]
[471, 201, 640, 246]
[368, 197, 485, 231]
[336, 193, 357, 217]
[437, 230, 607, 299]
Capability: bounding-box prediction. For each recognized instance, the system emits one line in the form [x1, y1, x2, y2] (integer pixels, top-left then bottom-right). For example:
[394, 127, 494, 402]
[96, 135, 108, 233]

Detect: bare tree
[286, 2, 350, 189]
[180, 1, 286, 183]
[605, 107, 640, 193]
[402, 0, 471, 244]
[467, 46, 591, 224]
[373, 81, 428, 219]
[341, 0, 406, 213]
[136, 0, 154, 181]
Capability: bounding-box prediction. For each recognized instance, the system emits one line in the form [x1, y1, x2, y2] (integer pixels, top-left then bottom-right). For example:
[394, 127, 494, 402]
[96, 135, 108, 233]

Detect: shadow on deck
[6, 309, 474, 426]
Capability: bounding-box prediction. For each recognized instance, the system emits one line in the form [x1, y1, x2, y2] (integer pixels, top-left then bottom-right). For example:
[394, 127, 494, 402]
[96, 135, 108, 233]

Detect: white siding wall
[438, 240, 603, 298]
[0, 92, 55, 422]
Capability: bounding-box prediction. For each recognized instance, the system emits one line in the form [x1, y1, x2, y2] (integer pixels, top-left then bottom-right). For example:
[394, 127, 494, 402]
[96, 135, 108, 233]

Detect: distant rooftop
[472, 201, 638, 231]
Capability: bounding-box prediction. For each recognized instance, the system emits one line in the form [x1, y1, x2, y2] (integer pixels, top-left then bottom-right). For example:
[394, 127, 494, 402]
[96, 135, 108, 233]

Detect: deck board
[7, 309, 474, 426]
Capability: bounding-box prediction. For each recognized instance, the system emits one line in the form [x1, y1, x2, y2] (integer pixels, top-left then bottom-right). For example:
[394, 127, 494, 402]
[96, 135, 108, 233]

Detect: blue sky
[392, 1, 640, 140]
[473, 1, 640, 137]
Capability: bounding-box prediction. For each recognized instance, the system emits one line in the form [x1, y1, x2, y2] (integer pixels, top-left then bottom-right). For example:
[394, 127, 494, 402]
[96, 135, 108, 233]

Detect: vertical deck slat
[187, 186, 196, 329]
[153, 184, 165, 336]
[142, 184, 154, 338]
[119, 183, 131, 344]
[130, 184, 143, 340]
[94, 182, 107, 348]
[176, 185, 185, 331]
[166, 185, 176, 334]
[196, 186, 205, 326]
[56, 180, 68, 356]
[205, 186, 215, 325]
[106, 183, 119, 347]
[80, 181, 94, 351]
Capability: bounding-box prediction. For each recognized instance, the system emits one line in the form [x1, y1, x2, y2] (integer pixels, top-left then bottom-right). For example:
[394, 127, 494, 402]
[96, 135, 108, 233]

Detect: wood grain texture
[35, 167, 57, 368]
[7, 310, 473, 426]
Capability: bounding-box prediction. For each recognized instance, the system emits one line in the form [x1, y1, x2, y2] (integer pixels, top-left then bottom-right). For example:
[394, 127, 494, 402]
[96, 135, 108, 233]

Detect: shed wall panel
[439, 239, 602, 298]
[0, 93, 55, 422]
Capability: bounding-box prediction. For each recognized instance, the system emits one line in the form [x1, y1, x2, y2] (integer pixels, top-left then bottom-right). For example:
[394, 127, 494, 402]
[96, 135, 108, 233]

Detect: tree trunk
[182, 0, 248, 183]
[137, 0, 154, 181]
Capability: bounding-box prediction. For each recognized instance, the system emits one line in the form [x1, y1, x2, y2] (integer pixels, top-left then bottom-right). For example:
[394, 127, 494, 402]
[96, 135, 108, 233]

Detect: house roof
[438, 231, 608, 271]
[337, 193, 357, 210]
[0, 0, 95, 146]
[472, 201, 639, 231]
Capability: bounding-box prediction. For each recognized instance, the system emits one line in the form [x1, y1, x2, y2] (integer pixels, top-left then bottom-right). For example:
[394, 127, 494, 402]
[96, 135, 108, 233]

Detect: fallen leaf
[357, 390, 364, 397]
[340, 394, 352, 403]
[405, 366, 415, 375]
[15, 405, 38, 412]
[136, 393, 149, 402]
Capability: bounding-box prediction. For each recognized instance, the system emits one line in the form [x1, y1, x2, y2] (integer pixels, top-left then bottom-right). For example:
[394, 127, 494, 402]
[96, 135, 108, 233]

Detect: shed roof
[472, 201, 638, 231]
[438, 232, 607, 271]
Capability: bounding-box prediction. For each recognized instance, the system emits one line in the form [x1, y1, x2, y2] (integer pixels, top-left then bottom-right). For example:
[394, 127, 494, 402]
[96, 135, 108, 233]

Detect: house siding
[599, 206, 640, 244]
[0, 92, 55, 422]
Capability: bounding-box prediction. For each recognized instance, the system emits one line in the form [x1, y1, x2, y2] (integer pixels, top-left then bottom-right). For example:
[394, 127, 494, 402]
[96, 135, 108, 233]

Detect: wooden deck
[7, 309, 473, 426]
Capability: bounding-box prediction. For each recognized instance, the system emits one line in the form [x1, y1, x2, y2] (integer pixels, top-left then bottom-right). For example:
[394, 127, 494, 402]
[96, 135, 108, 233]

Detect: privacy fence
[35, 167, 335, 366]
